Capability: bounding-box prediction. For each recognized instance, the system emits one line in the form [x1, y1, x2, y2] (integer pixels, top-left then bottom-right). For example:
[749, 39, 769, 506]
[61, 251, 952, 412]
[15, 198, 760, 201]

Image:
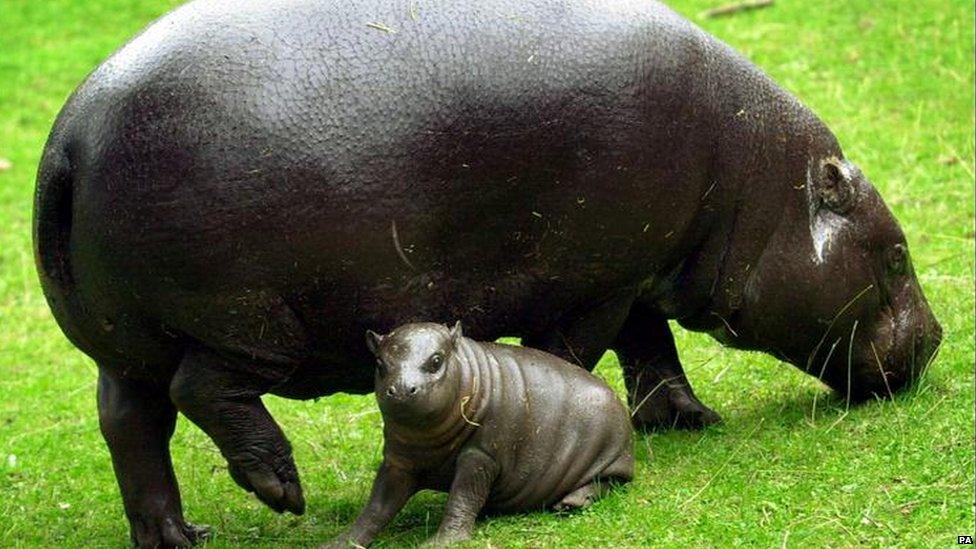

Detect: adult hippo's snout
[850, 295, 941, 402]
[815, 277, 942, 403]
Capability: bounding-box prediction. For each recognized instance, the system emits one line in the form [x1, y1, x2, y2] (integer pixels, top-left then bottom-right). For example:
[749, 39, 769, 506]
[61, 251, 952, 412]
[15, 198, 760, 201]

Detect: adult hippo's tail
[35, 135, 72, 280]
[33, 134, 88, 352]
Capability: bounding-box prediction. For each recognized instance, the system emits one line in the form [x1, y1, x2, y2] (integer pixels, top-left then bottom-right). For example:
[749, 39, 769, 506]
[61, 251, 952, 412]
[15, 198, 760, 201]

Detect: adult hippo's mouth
[805, 296, 943, 403]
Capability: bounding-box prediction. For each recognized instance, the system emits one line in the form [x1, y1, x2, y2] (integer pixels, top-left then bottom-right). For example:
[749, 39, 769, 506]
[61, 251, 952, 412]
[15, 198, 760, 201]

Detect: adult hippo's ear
[817, 158, 857, 214]
[365, 330, 384, 356]
[449, 321, 463, 344]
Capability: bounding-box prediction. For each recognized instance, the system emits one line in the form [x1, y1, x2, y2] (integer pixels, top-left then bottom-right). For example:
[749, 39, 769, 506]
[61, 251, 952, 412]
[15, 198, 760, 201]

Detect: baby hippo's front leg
[425, 448, 499, 546]
[321, 462, 417, 549]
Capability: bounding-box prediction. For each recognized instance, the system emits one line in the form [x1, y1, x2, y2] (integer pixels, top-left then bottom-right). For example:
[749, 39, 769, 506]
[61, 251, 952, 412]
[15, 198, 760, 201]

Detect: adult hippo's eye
[425, 353, 444, 373]
[886, 243, 908, 276]
[375, 358, 387, 377]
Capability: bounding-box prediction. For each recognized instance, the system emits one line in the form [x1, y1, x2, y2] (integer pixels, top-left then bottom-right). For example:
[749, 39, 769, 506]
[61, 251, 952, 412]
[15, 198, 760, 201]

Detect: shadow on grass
[311, 476, 638, 547]
[682, 372, 939, 444]
[310, 490, 447, 547]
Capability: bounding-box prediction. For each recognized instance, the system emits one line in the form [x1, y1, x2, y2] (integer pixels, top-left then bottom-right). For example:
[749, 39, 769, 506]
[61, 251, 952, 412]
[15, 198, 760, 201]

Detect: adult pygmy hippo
[325, 322, 633, 547]
[34, 0, 942, 546]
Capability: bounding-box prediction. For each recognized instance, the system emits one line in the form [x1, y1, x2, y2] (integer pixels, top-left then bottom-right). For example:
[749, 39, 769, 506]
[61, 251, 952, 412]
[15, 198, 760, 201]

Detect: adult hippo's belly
[33, 0, 941, 547]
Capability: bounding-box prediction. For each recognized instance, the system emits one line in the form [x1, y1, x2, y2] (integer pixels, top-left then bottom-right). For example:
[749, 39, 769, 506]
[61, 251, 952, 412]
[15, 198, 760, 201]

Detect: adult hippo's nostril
[408, 386, 418, 395]
[386, 386, 397, 397]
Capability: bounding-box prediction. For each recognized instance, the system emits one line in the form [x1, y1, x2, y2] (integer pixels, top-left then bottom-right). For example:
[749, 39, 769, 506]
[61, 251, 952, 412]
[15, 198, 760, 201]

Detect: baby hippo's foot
[552, 481, 608, 512]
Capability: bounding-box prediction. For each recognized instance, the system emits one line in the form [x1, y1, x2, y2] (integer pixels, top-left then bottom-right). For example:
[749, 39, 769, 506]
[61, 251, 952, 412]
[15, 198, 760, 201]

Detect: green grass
[1, 0, 973, 547]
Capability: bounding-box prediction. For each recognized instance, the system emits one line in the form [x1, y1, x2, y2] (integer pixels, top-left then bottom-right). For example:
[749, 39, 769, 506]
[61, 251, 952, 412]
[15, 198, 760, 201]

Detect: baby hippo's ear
[365, 330, 384, 356]
[449, 321, 463, 344]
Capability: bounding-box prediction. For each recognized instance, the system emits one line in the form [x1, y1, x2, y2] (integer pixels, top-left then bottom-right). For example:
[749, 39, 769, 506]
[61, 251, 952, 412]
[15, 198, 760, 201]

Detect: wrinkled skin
[325, 323, 633, 547]
[33, 0, 941, 545]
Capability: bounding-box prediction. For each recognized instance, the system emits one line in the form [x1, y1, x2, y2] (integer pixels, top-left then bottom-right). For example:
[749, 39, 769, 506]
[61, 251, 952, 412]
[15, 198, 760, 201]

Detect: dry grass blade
[459, 396, 481, 427]
[390, 219, 417, 271]
[845, 319, 859, 410]
[679, 418, 765, 509]
[870, 341, 895, 400]
[365, 21, 396, 33]
[703, 0, 774, 18]
[810, 337, 841, 423]
[805, 284, 874, 373]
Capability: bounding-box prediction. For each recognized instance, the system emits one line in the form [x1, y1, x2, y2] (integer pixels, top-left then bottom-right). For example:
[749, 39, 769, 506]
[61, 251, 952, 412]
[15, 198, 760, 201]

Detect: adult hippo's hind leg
[613, 303, 721, 430]
[97, 368, 209, 548]
[169, 347, 305, 515]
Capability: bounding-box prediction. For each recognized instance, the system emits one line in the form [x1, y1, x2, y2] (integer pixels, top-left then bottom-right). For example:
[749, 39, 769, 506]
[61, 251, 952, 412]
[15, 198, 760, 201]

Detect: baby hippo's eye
[375, 358, 387, 378]
[425, 353, 444, 373]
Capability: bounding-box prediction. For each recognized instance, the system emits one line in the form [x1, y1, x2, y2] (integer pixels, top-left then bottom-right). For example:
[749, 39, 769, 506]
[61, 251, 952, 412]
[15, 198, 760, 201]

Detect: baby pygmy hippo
[324, 322, 633, 547]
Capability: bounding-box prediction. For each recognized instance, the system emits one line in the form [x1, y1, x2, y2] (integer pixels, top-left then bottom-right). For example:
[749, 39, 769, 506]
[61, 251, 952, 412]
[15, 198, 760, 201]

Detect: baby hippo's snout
[381, 380, 419, 399]
[375, 376, 431, 420]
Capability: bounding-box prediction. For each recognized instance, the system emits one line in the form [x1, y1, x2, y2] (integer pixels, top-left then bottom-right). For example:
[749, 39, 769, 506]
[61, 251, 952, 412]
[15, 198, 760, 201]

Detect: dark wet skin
[323, 323, 633, 547]
[33, 0, 941, 546]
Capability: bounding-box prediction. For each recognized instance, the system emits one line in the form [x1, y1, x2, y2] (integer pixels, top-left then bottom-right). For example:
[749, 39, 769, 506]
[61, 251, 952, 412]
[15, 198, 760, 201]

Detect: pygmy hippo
[325, 323, 634, 547]
[34, 0, 942, 545]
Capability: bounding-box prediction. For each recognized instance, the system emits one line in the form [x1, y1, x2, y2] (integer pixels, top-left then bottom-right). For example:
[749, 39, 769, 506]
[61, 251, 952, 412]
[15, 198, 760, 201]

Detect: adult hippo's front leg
[614, 302, 721, 431]
[169, 348, 306, 515]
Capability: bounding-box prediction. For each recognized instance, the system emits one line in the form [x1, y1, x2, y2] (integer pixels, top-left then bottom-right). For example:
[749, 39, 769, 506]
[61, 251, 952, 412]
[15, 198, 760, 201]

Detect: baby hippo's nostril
[408, 386, 418, 395]
[386, 386, 397, 397]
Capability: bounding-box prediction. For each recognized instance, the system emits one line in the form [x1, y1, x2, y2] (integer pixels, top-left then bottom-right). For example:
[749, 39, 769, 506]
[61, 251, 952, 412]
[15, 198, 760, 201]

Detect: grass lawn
[1, 0, 973, 547]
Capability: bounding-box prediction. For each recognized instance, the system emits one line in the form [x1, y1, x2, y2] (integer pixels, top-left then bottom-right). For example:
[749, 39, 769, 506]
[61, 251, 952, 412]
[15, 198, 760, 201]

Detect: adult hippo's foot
[97, 369, 211, 548]
[169, 348, 306, 515]
[613, 304, 722, 431]
[624, 366, 722, 431]
[129, 518, 210, 549]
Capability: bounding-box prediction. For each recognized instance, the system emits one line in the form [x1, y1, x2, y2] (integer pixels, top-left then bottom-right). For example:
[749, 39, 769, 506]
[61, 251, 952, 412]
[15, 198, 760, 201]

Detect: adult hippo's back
[34, 0, 941, 547]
